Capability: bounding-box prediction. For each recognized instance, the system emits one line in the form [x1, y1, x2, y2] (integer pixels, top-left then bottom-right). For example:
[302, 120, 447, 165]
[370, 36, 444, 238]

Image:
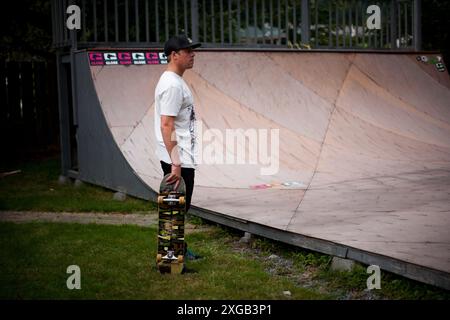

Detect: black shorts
[160, 161, 195, 212]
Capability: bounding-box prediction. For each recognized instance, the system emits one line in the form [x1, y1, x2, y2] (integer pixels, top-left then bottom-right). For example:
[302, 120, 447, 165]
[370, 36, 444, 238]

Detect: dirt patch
[184, 223, 216, 235]
[0, 211, 158, 226]
[0, 211, 214, 235]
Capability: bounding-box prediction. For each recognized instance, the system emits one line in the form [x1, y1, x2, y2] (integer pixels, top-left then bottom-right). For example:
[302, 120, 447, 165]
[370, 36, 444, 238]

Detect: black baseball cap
[164, 35, 201, 56]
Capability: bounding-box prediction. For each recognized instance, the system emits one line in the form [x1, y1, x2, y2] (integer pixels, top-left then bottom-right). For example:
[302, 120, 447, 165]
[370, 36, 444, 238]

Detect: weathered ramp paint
[75, 50, 450, 289]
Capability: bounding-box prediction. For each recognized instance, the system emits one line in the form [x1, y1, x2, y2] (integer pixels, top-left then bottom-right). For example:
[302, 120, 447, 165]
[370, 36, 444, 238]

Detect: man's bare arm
[160, 115, 181, 165]
[161, 115, 181, 186]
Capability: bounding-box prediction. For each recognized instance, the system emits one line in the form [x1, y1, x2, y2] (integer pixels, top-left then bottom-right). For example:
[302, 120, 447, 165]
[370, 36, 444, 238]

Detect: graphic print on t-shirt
[187, 104, 197, 165]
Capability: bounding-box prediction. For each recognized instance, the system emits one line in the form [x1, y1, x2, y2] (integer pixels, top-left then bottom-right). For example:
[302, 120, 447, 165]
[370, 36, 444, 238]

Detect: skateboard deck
[156, 174, 186, 274]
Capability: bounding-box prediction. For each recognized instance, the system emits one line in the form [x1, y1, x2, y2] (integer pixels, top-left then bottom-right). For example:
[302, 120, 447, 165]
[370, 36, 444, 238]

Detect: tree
[0, 0, 54, 61]
[422, 0, 450, 67]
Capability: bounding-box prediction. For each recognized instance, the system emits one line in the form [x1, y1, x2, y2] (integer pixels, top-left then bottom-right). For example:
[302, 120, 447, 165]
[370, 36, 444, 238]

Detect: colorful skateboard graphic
[249, 181, 307, 190]
[156, 174, 186, 274]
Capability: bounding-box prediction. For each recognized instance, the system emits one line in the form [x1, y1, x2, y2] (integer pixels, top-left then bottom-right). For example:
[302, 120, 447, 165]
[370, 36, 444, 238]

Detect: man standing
[154, 35, 201, 213]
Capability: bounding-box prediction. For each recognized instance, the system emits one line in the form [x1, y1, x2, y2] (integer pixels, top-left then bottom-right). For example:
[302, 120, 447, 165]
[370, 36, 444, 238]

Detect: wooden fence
[0, 60, 59, 159]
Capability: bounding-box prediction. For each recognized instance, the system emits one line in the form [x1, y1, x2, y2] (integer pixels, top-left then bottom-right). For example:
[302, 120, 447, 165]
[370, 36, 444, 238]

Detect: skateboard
[156, 174, 186, 274]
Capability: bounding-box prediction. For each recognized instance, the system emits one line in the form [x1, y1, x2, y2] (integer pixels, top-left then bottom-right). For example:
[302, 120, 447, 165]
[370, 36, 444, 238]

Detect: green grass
[221, 232, 450, 300]
[0, 221, 328, 299]
[0, 158, 154, 212]
[2, 221, 448, 300]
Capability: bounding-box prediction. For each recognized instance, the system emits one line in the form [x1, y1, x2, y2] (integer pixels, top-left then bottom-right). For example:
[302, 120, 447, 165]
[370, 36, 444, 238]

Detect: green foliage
[291, 251, 332, 271]
[186, 214, 205, 226]
[0, 0, 54, 60]
[422, 0, 450, 67]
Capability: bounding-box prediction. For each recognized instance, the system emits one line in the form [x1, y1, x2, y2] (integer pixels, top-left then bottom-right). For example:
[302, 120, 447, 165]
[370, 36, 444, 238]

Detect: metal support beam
[301, 0, 310, 45]
[413, 0, 422, 51]
[191, 0, 199, 42]
[69, 0, 78, 127]
[390, 0, 398, 49]
[56, 53, 72, 176]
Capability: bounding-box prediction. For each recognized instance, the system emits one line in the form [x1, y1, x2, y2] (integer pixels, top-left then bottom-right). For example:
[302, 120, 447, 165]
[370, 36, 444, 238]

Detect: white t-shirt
[154, 71, 197, 168]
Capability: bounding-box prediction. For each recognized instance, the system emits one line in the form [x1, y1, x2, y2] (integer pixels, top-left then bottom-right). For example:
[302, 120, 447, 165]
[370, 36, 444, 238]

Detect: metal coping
[73, 47, 442, 55]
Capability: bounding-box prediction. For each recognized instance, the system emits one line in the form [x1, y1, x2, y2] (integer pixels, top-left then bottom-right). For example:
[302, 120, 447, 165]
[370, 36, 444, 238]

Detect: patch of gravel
[0, 211, 215, 235]
[338, 289, 380, 300]
[0, 211, 158, 226]
[229, 236, 382, 300]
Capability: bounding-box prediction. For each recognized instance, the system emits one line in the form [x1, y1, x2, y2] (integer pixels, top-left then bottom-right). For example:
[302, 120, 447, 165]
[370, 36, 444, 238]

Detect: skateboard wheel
[177, 255, 184, 263]
[156, 254, 162, 263]
[179, 196, 185, 206]
[157, 196, 164, 205]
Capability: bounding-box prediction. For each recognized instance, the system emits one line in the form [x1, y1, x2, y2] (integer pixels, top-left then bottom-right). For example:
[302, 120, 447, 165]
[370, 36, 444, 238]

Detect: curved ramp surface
[84, 51, 450, 288]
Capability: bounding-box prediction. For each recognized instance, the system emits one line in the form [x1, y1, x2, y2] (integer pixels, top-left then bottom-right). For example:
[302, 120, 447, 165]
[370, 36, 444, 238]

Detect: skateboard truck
[162, 250, 178, 260]
[158, 194, 186, 205]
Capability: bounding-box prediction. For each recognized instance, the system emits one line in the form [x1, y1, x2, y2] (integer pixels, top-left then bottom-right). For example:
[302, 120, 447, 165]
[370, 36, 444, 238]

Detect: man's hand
[166, 164, 181, 190]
